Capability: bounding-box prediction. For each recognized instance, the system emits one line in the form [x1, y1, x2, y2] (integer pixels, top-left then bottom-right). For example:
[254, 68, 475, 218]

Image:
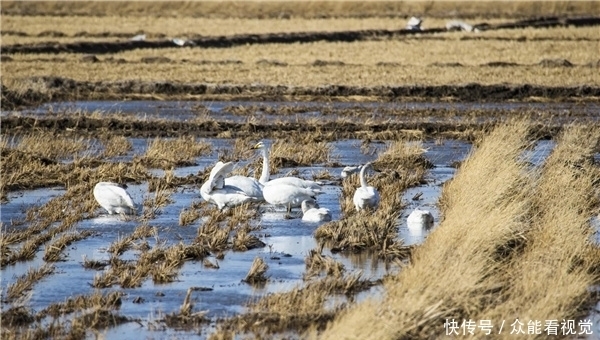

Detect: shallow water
[0, 134, 472, 337]
[5, 100, 600, 125]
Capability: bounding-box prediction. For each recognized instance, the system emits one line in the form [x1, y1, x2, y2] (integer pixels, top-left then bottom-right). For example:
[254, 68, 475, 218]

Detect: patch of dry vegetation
[472, 125, 600, 336]
[318, 121, 600, 339]
[315, 140, 428, 259]
[138, 136, 211, 169]
[3, 1, 596, 20]
[6, 264, 55, 301]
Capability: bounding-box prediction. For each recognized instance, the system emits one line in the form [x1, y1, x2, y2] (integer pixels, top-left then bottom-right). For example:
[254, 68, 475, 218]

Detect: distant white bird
[93, 182, 136, 215]
[301, 199, 332, 222]
[353, 162, 380, 211]
[407, 208, 434, 231]
[172, 38, 186, 46]
[200, 161, 260, 210]
[406, 17, 423, 31]
[341, 165, 362, 179]
[131, 34, 146, 41]
[446, 20, 474, 32]
[251, 141, 323, 210]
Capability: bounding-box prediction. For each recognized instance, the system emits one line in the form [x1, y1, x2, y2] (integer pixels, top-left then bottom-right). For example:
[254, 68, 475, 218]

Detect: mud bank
[3, 77, 599, 111]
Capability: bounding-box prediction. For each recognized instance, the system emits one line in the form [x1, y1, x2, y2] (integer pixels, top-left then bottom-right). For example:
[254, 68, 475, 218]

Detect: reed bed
[139, 136, 211, 169]
[473, 125, 600, 337]
[319, 122, 530, 337]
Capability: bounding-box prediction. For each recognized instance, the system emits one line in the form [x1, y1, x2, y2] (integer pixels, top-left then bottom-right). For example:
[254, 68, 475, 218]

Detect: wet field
[2, 98, 600, 338]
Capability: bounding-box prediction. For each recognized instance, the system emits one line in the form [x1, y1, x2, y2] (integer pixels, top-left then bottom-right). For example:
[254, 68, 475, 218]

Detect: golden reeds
[319, 121, 537, 339]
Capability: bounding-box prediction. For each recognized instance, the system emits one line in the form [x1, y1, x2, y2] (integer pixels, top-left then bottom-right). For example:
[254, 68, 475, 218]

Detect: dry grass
[6, 264, 55, 301]
[3, 1, 596, 20]
[99, 134, 132, 158]
[243, 257, 269, 285]
[43, 230, 94, 262]
[139, 136, 211, 169]
[315, 140, 428, 259]
[13, 132, 91, 159]
[473, 125, 600, 336]
[318, 121, 600, 339]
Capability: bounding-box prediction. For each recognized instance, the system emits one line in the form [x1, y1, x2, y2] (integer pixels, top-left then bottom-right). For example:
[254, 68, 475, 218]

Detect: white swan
[252, 141, 323, 190]
[262, 184, 321, 213]
[200, 161, 260, 210]
[93, 182, 136, 215]
[353, 162, 380, 211]
[341, 165, 362, 179]
[251, 141, 323, 210]
[224, 175, 264, 201]
[407, 208, 434, 231]
[301, 199, 332, 222]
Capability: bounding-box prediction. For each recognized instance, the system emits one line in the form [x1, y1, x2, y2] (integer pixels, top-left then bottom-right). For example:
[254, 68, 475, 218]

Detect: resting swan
[200, 161, 261, 210]
[252, 141, 323, 210]
[301, 199, 332, 222]
[93, 182, 136, 215]
[353, 162, 380, 211]
[407, 208, 434, 231]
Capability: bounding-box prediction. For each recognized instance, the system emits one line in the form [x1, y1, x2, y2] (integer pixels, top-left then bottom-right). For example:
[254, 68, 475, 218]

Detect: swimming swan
[301, 199, 332, 222]
[200, 161, 260, 210]
[353, 162, 380, 211]
[407, 208, 434, 231]
[93, 182, 136, 215]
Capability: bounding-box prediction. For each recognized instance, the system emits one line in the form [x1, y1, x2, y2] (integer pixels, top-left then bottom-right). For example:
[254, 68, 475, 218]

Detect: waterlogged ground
[2, 100, 600, 338]
[1, 112, 470, 338]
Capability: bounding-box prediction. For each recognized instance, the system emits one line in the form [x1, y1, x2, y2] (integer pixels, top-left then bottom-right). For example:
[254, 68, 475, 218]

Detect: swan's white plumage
[353, 162, 380, 211]
[407, 208, 434, 230]
[201, 161, 260, 210]
[93, 182, 136, 215]
[252, 141, 323, 209]
[262, 184, 320, 212]
[225, 175, 264, 201]
[341, 165, 362, 179]
[301, 199, 332, 222]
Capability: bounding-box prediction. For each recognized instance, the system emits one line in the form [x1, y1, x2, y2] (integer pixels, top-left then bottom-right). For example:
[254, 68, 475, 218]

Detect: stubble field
[1, 1, 600, 339]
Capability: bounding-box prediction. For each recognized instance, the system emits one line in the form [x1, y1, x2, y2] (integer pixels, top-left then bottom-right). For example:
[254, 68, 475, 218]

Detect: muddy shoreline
[3, 77, 599, 111]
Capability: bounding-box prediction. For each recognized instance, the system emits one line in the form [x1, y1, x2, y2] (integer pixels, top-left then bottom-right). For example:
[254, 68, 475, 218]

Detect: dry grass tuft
[231, 225, 266, 251]
[179, 200, 204, 226]
[6, 264, 55, 301]
[100, 134, 132, 158]
[165, 287, 209, 329]
[305, 248, 345, 279]
[243, 257, 269, 285]
[139, 136, 211, 169]
[43, 230, 93, 262]
[15, 131, 91, 159]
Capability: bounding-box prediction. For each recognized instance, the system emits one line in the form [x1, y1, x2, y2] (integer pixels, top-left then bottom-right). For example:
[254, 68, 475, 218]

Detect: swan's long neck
[259, 147, 270, 184]
[359, 164, 369, 188]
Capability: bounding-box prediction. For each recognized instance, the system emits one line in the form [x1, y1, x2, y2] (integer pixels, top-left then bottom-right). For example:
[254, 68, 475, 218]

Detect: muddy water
[0, 133, 471, 337]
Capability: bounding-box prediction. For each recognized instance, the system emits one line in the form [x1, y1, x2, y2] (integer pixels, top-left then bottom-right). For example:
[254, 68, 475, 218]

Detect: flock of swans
[93, 141, 434, 229]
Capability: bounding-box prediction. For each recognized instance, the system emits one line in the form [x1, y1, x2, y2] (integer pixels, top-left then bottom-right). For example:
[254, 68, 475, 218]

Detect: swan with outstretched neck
[252, 141, 323, 211]
[352, 162, 380, 211]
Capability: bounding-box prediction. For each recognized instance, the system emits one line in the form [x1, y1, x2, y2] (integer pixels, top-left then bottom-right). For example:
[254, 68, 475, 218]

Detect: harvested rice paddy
[1, 1, 600, 339]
